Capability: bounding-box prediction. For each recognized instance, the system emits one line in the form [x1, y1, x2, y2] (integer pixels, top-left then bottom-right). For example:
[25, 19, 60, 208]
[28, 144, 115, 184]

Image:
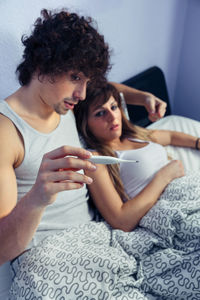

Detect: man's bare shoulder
[0, 113, 24, 167]
[0, 112, 18, 135]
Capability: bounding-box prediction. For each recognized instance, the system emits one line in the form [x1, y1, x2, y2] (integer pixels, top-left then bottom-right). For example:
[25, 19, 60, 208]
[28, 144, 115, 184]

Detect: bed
[122, 66, 200, 172]
[2, 66, 200, 300]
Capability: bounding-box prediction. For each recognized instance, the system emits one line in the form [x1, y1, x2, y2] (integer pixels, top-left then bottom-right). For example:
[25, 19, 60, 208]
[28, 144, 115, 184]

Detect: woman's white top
[115, 139, 169, 200]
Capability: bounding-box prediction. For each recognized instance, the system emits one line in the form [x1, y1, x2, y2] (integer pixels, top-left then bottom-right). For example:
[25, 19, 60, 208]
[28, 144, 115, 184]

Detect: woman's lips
[110, 124, 119, 131]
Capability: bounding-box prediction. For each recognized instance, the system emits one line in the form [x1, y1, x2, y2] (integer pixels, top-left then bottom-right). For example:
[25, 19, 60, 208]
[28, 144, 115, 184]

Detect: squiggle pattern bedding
[9, 171, 200, 300]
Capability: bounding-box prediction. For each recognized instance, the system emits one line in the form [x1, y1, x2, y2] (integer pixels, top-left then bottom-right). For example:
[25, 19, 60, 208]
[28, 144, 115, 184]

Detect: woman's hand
[29, 146, 96, 208]
[157, 160, 185, 185]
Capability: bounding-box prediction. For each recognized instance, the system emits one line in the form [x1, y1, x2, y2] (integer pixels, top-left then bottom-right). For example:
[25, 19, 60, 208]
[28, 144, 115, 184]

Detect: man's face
[38, 71, 90, 115]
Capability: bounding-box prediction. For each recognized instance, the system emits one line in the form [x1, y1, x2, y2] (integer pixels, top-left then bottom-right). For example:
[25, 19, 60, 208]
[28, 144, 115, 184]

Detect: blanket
[9, 171, 200, 300]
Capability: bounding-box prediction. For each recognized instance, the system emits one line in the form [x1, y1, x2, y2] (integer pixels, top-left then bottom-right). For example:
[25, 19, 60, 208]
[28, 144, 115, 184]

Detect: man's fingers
[35, 147, 96, 201]
[49, 181, 85, 193]
[43, 156, 96, 172]
[48, 169, 93, 185]
[44, 145, 92, 160]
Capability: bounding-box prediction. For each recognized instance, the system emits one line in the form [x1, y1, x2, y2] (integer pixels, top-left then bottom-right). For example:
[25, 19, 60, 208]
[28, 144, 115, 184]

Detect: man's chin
[54, 108, 69, 115]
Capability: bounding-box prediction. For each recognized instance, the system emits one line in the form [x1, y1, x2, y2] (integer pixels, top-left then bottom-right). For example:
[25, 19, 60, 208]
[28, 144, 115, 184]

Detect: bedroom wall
[0, 0, 187, 115]
[173, 0, 200, 121]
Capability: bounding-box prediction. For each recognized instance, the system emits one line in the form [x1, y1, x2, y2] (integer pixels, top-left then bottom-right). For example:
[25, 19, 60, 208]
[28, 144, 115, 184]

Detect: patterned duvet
[9, 171, 200, 300]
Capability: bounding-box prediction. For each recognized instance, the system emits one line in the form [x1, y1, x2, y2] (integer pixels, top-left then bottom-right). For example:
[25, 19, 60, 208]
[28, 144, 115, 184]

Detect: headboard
[122, 66, 171, 127]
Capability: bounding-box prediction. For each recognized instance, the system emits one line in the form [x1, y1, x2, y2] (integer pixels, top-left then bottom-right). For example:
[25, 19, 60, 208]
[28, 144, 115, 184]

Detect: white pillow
[147, 115, 200, 172]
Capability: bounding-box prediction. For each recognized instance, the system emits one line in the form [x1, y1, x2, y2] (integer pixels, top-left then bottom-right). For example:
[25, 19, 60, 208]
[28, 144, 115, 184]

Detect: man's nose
[73, 83, 87, 101]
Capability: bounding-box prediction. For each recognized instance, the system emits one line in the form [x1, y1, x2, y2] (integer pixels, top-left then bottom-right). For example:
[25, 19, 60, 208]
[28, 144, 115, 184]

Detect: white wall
[0, 0, 188, 115]
[174, 0, 200, 121]
[2, 0, 200, 120]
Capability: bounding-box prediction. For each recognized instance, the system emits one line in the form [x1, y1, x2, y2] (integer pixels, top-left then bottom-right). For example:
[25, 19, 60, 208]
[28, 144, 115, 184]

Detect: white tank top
[115, 139, 169, 200]
[0, 100, 93, 248]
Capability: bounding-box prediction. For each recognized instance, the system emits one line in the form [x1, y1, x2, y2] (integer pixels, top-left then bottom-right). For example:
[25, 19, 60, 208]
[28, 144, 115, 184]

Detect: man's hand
[144, 93, 167, 122]
[29, 146, 96, 208]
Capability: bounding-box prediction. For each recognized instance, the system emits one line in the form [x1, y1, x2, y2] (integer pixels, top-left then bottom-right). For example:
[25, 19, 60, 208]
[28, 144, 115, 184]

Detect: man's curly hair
[16, 9, 111, 85]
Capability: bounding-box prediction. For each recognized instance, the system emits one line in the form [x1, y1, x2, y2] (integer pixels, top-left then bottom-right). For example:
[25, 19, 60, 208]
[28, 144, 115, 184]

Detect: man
[0, 7, 166, 280]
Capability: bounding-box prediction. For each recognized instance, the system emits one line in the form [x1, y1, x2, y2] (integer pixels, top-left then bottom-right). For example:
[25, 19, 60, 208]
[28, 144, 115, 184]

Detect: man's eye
[95, 111, 105, 117]
[71, 74, 80, 81]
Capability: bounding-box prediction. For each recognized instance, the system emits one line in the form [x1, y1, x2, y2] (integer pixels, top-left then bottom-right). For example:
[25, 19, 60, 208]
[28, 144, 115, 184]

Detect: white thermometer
[88, 155, 139, 165]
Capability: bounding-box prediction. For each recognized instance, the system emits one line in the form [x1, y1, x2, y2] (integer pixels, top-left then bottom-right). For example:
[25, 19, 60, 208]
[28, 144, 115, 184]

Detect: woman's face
[87, 95, 122, 144]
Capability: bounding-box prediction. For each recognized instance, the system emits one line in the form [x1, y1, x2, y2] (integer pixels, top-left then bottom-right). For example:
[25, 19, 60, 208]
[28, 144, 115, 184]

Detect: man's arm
[110, 82, 167, 122]
[0, 116, 96, 264]
[0, 115, 46, 264]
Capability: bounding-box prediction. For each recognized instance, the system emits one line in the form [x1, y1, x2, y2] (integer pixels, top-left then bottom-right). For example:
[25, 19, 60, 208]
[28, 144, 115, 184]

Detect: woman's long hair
[74, 83, 154, 201]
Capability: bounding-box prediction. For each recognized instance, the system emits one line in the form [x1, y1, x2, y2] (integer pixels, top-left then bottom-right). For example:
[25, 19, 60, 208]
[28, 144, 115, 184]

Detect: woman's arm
[86, 157, 184, 232]
[150, 129, 200, 149]
[110, 82, 167, 122]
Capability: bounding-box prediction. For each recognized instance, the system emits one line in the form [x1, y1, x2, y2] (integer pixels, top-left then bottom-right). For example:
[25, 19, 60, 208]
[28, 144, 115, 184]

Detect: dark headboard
[122, 66, 171, 127]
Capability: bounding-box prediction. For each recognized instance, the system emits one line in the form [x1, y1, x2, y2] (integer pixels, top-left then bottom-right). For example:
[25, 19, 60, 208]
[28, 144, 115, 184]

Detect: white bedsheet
[0, 114, 200, 299]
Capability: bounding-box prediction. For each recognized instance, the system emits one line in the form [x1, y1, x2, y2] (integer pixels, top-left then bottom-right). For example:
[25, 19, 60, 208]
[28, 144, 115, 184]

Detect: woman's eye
[95, 111, 105, 117]
[111, 105, 118, 110]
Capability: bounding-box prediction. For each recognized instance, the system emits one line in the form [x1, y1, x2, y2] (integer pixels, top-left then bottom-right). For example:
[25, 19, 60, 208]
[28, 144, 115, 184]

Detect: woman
[74, 83, 200, 231]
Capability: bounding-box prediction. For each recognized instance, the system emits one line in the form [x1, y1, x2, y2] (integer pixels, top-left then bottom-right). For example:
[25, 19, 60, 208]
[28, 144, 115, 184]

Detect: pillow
[147, 115, 200, 172]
